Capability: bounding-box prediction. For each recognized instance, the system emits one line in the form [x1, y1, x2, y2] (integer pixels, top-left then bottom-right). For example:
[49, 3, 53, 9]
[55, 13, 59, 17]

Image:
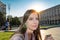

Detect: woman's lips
[32, 25, 37, 27]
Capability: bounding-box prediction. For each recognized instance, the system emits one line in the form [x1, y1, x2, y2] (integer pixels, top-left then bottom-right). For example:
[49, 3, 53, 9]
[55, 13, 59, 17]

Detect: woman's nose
[33, 19, 38, 24]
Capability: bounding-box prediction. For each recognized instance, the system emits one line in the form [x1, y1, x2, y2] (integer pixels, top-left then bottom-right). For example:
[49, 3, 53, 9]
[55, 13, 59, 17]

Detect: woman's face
[26, 12, 39, 31]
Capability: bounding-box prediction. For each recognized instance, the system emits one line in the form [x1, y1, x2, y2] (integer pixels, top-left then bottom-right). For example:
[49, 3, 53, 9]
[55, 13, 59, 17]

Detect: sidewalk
[0, 28, 18, 32]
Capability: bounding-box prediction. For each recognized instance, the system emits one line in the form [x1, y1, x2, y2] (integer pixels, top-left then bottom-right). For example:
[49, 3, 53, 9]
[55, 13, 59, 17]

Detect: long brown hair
[18, 9, 42, 40]
[10, 9, 42, 40]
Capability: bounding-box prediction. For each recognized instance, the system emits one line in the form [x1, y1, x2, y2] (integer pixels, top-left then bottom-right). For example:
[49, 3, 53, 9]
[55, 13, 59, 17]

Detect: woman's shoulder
[10, 33, 24, 40]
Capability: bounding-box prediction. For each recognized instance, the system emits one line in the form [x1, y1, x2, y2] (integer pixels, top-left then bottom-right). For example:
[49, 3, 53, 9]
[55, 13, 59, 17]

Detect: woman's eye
[29, 18, 39, 20]
[29, 18, 33, 20]
[36, 18, 39, 20]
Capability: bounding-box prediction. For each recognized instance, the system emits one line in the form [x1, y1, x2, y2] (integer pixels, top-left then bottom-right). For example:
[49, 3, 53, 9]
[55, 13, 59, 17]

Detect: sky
[1, 0, 60, 17]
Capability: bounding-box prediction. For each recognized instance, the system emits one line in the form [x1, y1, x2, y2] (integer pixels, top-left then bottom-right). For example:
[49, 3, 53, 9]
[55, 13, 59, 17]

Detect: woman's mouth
[32, 25, 37, 27]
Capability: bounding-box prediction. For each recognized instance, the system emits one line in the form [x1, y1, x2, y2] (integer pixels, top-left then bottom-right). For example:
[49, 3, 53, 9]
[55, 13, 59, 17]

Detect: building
[19, 16, 23, 23]
[0, 1, 6, 13]
[0, 1, 6, 26]
[40, 4, 60, 26]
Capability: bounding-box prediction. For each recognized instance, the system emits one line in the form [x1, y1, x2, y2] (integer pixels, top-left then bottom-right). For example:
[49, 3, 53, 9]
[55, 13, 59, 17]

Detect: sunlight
[28, 3, 45, 12]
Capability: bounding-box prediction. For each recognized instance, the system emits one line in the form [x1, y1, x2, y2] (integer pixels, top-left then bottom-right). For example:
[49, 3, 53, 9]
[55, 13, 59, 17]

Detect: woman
[10, 9, 54, 40]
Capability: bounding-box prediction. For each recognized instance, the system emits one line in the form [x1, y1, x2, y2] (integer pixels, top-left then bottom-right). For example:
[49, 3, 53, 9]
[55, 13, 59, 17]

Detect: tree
[10, 17, 21, 26]
[7, 15, 12, 21]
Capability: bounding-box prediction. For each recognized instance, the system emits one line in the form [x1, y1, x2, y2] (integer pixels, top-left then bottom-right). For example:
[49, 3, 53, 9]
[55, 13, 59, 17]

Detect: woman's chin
[32, 28, 37, 31]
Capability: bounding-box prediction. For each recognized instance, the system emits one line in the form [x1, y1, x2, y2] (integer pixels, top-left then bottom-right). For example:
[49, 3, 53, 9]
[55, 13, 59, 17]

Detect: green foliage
[40, 26, 48, 28]
[10, 17, 21, 26]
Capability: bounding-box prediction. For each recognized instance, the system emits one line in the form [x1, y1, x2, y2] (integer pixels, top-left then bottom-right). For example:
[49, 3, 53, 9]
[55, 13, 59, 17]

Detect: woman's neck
[26, 28, 33, 34]
[26, 28, 33, 40]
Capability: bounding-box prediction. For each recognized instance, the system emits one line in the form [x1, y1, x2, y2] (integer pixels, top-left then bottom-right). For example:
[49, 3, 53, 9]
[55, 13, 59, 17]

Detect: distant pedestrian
[5, 19, 10, 31]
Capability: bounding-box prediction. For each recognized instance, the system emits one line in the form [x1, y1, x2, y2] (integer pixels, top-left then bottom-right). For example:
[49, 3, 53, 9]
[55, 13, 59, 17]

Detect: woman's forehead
[29, 13, 38, 17]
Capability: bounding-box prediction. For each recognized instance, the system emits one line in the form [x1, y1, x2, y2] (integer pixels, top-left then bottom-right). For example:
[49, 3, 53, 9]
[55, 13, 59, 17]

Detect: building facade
[0, 1, 6, 26]
[40, 4, 60, 26]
